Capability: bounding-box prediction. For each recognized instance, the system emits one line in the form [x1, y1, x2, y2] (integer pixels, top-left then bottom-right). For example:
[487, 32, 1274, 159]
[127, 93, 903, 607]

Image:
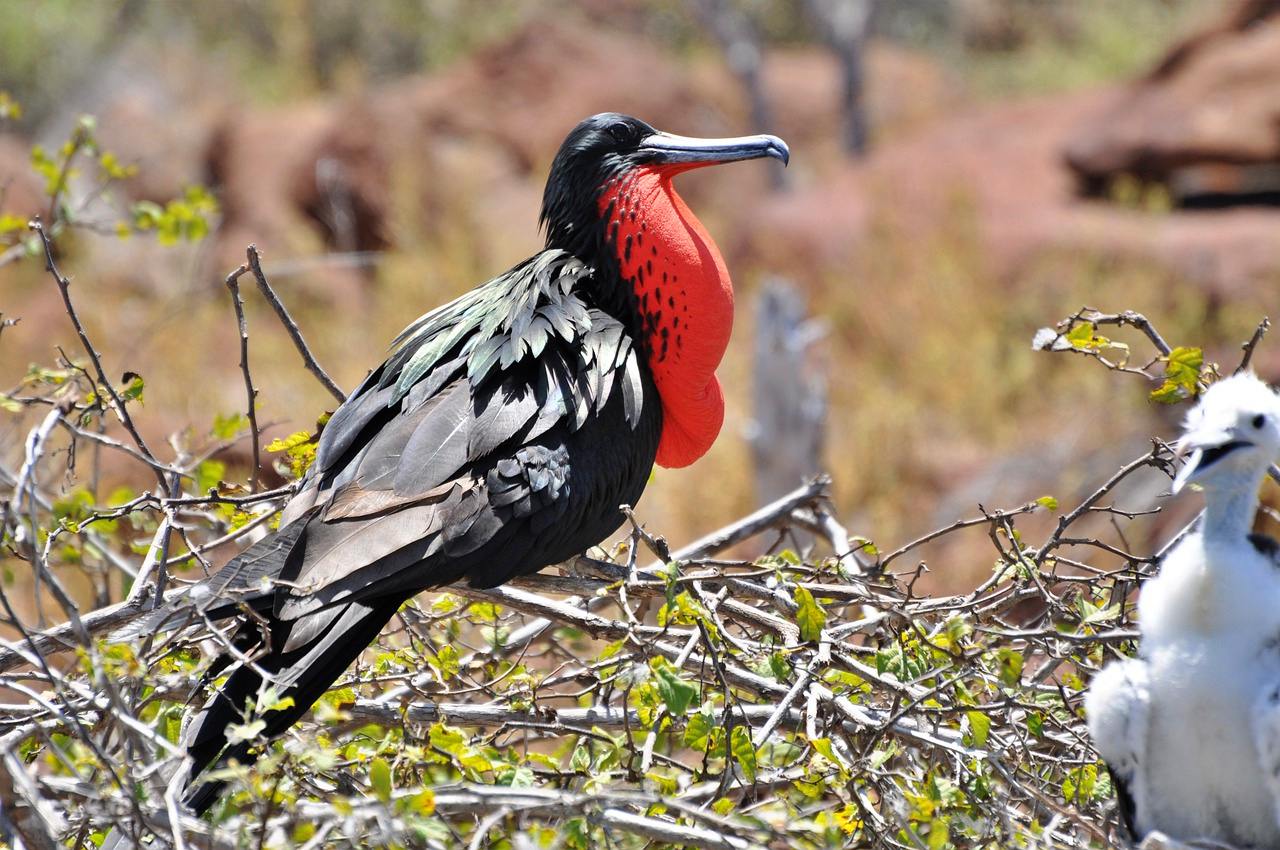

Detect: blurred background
[3, 0, 1279, 596]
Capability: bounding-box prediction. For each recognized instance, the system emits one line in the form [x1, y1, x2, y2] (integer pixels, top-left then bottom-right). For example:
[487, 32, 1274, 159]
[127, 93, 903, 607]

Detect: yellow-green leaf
[1065, 322, 1095, 348]
[794, 585, 826, 642]
[996, 648, 1023, 687]
[965, 711, 990, 747]
[369, 757, 392, 802]
[652, 660, 698, 717]
[927, 816, 950, 850]
[1150, 346, 1203, 404]
[730, 725, 757, 781]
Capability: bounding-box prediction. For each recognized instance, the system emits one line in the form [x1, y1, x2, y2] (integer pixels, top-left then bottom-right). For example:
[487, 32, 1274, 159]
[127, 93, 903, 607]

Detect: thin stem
[244, 244, 345, 403]
[225, 262, 261, 491]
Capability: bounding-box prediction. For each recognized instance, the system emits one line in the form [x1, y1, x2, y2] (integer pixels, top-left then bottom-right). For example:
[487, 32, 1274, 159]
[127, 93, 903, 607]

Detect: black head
[539, 112, 789, 257]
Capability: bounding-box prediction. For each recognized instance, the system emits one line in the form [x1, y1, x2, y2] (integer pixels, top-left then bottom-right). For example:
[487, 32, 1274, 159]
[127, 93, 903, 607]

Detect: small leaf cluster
[0, 108, 219, 254]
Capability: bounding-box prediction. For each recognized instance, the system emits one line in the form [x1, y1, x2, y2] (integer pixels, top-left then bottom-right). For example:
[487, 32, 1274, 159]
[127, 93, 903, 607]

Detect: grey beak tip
[768, 136, 791, 166]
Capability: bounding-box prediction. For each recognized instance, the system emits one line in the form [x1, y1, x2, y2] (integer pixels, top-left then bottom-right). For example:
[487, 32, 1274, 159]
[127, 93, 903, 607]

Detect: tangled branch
[0, 235, 1266, 849]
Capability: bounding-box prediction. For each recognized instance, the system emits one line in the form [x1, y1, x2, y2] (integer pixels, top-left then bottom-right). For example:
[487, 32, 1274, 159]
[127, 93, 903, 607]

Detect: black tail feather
[110, 516, 313, 643]
[182, 594, 406, 814]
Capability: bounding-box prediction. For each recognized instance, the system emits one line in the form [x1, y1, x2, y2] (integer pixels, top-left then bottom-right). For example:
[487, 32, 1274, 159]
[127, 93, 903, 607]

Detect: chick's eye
[1254, 414, 1267, 429]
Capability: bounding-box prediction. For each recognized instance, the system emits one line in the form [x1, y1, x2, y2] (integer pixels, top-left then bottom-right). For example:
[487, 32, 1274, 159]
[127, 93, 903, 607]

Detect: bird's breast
[602, 169, 734, 468]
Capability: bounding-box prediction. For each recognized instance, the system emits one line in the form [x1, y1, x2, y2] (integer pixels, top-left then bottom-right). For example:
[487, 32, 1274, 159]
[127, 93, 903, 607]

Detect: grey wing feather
[391, 381, 472, 494]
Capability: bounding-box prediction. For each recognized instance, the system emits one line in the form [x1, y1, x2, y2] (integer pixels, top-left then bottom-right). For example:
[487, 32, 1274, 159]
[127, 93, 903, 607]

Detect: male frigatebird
[133, 113, 788, 812]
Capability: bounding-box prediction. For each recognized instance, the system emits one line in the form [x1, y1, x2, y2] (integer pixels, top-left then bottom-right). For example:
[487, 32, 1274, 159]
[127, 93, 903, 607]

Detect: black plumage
[159, 247, 660, 810]
[120, 113, 787, 814]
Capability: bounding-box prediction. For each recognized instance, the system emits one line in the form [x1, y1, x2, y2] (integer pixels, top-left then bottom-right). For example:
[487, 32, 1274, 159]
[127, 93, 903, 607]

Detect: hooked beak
[1171, 428, 1252, 494]
[638, 131, 790, 170]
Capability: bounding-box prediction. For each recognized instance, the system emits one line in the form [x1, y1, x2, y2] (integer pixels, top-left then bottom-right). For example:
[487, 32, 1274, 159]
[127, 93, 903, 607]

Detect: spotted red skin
[599, 166, 733, 468]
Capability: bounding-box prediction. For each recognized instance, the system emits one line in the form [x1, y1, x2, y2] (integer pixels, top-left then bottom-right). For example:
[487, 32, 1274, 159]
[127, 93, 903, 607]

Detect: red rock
[1064, 0, 1280, 197]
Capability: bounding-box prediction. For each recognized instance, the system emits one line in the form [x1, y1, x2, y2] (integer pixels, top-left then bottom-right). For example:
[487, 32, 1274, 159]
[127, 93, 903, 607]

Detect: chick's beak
[1170, 427, 1248, 494]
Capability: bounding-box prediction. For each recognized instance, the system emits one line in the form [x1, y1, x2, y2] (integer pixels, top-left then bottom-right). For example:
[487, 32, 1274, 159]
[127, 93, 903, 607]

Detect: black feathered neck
[539, 114, 660, 325]
[539, 113, 655, 257]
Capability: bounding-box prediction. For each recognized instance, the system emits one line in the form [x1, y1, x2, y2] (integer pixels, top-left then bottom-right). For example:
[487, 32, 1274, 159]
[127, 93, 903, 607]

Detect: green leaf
[1150, 346, 1203, 403]
[656, 590, 719, 639]
[266, 429, 317, 477]
[1065, 322, 1095, 348]
[369, 757, 392, 802]
[120, 373, 144, 403]
[1149, 380, 1183, 403]
[767, 651, 791, 681]
[266, 431, 311, 452]
[849, 536, 877, 556]
[730, 725, 757, 781]
[431, 593, 463, 615]
[195, 459, 225, 494]
[645, 771, 678, 795]
[868, 742, 898, 770]
[1082, 602, 1121, 625]
[0, 91, 22, 120]
[833, 803, 861, 835]
[429, 644, 460, 680]
[255, 686, 295, 714]
[794, 585, 826, 642]
[1166, 346, 1203, 385]
[128, 186, 218, 246]
[99, 151, 137, 180]
[996, 648, 1023, 687]
[1035, 495, 1058, 511]
[406, 789, 435, 815]
[225, 719, 266, 745]
[652, 661, 698, 717]
[1063, 763, 1098, 802]
[965, 711, 990, 748]
[927, 816, 950, 850]
[809, 737, 839, 764]
[212, 412, 248, 440]
[684, 705, 714, 750]
[564, 818, 590, 850]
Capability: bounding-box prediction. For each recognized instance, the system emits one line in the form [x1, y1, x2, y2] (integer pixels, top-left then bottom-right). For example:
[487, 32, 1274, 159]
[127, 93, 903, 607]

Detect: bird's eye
[1253, 413, 1268, 429]
[607, 122, 634, 144]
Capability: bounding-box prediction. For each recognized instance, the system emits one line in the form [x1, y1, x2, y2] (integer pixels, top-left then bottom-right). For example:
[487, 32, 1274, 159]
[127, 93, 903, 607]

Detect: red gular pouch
[600, 163, 735, 468]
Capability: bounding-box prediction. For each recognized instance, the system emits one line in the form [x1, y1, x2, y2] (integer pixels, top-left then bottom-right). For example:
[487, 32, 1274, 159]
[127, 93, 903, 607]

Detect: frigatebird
[134, 113, 788, 812]
[1086, 373, 1280, 847]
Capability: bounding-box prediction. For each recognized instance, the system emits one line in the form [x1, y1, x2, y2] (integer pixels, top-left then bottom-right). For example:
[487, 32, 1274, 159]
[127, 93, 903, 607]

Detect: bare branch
[244, 245, 345, 403]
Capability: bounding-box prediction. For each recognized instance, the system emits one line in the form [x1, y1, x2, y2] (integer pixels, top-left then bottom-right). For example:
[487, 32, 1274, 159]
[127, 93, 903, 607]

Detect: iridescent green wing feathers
[387, 250, 594, 402]
[313, 248, 643, 487]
